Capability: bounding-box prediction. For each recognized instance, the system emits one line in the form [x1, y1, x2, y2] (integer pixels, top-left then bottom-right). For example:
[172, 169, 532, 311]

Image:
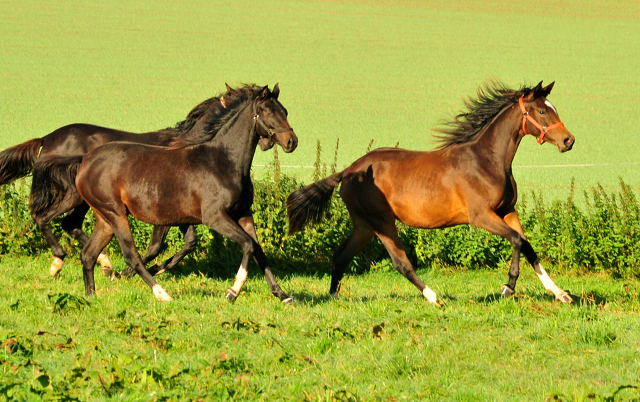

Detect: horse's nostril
[288, 135, 297, 151]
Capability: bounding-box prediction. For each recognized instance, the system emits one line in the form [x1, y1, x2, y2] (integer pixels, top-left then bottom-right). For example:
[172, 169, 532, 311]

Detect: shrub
[2, 158, 640, 278]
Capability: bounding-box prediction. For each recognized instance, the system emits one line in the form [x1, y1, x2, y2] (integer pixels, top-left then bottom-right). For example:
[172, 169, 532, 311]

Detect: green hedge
[2, 174, 640, 278]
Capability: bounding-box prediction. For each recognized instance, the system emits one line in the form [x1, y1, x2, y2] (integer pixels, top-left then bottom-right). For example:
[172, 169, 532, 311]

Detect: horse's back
[41, 124, 174, 156]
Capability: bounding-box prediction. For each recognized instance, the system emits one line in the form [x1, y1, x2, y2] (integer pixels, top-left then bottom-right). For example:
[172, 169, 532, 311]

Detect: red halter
[518, 97, 564, 144]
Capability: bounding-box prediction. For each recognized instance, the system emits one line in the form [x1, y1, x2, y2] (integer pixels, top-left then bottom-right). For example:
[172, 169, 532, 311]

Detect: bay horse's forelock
[287, 81, 574, 305]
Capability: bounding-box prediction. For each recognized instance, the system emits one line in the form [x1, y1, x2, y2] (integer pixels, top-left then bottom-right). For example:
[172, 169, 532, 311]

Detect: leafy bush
[2, 162, 640, 278]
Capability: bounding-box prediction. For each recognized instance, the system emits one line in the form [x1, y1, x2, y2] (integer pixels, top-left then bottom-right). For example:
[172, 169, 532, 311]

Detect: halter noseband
[518, 97, 564, 144]
[252, 99, 294, 139]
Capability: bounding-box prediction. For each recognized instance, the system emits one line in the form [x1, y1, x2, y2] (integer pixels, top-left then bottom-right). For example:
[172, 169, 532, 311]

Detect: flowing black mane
[169, 84, 264, 149]
[434, 81, 547, 149]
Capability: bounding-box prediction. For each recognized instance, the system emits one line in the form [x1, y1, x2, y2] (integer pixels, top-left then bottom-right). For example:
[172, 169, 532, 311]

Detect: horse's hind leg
[238, 216, 291, 303]
[32, 193, 79, 278]
[330, 216, 374, 297]
[80, 215, 114, 297]
[374, 222, 438, 305]
[61, 201, 113, 277]
[148, 225, 198, 276]
[503, 210, 572, 303]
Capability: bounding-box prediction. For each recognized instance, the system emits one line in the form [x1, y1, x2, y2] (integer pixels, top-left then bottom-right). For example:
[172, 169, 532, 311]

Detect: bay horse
[2, 84, 260, 278]
[32, 84, 297, 302]
[287, 81, 574, 304]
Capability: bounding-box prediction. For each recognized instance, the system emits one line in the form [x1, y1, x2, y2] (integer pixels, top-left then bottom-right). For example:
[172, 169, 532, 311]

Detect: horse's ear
[542, 81, 555, 97]
[259, 85, 269, 100]
[524, 81, 544, 100]
[225, 83, 233, 92]
[272, 83, 280, 99]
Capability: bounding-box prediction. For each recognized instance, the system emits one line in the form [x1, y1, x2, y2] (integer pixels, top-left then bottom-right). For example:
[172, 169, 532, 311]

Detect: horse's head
[253, 84, 298, 153]
[520, 81, 574, 152]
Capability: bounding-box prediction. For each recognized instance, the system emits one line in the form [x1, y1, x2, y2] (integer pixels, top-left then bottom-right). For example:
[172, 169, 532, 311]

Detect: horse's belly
[392, 198, 469, 229]
[122, 189, 202, 226]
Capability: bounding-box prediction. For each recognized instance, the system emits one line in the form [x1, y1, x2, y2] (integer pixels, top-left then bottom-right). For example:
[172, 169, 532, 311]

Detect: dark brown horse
[3, 85, 252, 278]
[287, 81, 574, 304]
[33, 84, 297, 302]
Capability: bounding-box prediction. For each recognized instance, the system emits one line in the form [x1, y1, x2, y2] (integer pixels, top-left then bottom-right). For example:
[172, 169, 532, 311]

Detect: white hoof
[555, 291, 573, 304]
[422, 287, 438, 305]
[152, 284, 173, 302]
[50, 257, 64, 278]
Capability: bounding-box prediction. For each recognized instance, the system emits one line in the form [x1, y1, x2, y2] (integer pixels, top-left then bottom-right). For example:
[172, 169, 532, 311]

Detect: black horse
[32, 84, 297, 302]
[1, 84, 253, 278]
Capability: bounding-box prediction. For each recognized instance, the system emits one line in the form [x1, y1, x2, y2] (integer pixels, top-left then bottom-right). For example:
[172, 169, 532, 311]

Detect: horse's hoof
[110, 271, 121, 281]
[422, 287, 438, 304]
[225, 289, 238, 303]
[281, 297, 293, 304]
[152, 284, 173, 302]
[501, 285, 515, 298]
[556, 292, 573, 304]
[50, 257, 64, 278]
[97, 253, 113, 277]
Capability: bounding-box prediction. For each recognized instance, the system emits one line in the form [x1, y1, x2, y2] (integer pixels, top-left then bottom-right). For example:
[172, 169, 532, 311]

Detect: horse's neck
[207, 103, 259, 177]
[474, 105, 524, 172]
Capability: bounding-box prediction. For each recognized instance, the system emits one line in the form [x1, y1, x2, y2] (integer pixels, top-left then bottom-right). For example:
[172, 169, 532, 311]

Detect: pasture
[1, 0, 640, 400]
[2, 256, 640, 401]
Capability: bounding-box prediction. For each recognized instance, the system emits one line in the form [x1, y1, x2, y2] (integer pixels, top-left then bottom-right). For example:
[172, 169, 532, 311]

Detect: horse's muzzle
[559, 133, 574, 152]
[282, 132, 298, 153]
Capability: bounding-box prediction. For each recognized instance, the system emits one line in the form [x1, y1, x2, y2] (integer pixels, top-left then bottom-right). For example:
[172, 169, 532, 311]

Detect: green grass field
[1, 256, 640, 401]
[1, 0, 640, 197]
[2, 0, 640, 400]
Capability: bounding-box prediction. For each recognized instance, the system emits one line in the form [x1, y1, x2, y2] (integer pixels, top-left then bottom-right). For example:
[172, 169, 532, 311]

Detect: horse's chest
[493, 174, 518, 215]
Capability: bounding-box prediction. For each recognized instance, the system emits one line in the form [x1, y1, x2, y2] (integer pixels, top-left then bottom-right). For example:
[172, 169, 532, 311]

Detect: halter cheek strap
[252, 100, 294, 139]
[518, 97, 564, 144]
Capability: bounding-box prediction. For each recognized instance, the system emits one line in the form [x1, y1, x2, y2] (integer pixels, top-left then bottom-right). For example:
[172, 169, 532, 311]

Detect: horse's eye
[538, 109, 545, 115]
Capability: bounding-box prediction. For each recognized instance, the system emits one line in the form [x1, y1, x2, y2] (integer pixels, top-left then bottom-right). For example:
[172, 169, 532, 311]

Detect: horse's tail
[30, 155, 84, 217]
[287, 171, 345, 234]
[0, 137, 44, 184]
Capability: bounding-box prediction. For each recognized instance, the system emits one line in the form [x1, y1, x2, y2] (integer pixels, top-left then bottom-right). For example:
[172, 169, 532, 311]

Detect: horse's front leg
[503, 210, 572, 303]
[203, 212, 259, 302]
[238, 215, 292, 303]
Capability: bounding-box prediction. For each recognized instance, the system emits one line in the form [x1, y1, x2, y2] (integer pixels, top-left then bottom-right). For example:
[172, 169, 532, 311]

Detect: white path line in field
[254, 162, 640, 169]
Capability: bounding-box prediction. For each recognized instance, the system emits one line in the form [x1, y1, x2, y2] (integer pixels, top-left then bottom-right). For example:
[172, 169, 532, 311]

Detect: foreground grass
[1, 255, 640, 400]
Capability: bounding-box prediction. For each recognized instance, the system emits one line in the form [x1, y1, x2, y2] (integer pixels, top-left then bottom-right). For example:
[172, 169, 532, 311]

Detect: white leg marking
[229, 264, 248, 295]
[50, 257, 64, 278]
[97, 253, 113, 275]
[535, 262, 572, 303]
[422, 286, 438, 304]
[152, 284, 173, 302]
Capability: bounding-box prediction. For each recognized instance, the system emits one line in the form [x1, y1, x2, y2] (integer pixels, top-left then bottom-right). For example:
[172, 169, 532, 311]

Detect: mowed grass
[1, 0, 640, 199]
[1, 255, 640, 400]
